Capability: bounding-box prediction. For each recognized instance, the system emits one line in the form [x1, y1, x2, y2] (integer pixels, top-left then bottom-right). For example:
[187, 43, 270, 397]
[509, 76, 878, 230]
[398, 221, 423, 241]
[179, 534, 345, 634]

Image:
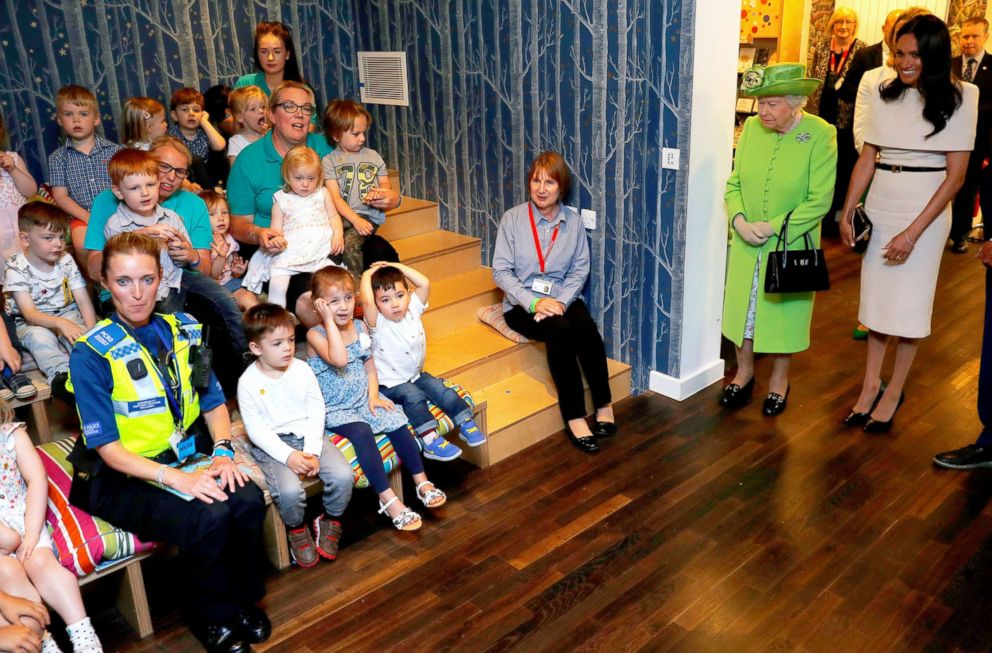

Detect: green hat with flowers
[740, 63, 821, 97]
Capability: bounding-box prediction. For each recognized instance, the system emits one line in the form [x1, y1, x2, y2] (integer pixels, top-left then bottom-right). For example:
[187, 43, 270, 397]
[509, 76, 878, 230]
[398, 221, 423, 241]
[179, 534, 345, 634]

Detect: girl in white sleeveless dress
[242, 146, 345, 307]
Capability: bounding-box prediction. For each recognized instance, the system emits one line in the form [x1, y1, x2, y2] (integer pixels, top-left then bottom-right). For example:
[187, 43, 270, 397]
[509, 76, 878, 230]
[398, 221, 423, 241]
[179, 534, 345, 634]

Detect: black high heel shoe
[719, 377, 754, 409]
[762, 385, 790, 416]
[843, 384, 886, 427]
[863, 392, 905, 433]
[565, 426, 600, 453]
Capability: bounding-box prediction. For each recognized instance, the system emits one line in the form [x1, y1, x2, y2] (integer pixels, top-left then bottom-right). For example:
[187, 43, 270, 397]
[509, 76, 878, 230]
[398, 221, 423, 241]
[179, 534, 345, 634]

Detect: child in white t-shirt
[4, 203, 97, 400]
[227, 85, 268, 164]
[360, 262, 485, 462]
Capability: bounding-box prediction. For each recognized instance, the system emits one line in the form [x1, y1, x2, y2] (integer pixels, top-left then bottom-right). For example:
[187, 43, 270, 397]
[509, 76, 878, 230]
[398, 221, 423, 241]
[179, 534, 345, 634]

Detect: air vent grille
[358, 51, 409, 107]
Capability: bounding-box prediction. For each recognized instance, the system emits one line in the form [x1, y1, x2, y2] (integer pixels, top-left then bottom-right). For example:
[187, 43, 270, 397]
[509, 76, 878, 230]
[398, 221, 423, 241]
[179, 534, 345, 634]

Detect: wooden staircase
[378, 195, 632, 468]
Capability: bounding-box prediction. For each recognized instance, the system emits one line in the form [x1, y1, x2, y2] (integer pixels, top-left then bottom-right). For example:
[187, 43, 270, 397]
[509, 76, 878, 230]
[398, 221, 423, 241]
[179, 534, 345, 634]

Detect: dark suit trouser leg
[952, 157, 984, 243]
[978, 267, 992, 446]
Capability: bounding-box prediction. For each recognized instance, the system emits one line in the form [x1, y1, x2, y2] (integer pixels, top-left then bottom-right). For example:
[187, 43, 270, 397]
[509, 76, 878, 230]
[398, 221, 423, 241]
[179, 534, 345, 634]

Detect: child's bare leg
[267, 273, 292, 308]
[0, 524, 21, 556]
[0, 557, 44, 631]
[24, 549, 86, 624]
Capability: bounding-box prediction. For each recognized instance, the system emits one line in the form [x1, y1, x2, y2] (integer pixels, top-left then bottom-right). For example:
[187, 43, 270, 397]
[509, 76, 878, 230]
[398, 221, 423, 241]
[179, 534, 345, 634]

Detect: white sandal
[415, 481, 447, 509]
[377, 496, 422, 531]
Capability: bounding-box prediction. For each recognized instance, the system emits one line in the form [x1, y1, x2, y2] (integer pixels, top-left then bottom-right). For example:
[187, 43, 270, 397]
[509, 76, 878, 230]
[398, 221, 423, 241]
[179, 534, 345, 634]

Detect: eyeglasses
[835, 19, 856, 26]
[157, 161, 189, 179]
[276, 101, 316, 116]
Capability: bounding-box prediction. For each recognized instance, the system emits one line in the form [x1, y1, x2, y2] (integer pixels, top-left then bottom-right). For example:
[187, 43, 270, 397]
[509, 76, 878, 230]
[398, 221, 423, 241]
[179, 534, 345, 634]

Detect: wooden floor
[92, 237, 992, 652]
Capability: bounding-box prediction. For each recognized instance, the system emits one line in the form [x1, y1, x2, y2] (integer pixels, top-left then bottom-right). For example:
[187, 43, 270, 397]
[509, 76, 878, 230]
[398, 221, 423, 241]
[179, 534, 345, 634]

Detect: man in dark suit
[949, 17, 992, 253]
[838, 10, 900, 108]
[934, 235, 992, 470]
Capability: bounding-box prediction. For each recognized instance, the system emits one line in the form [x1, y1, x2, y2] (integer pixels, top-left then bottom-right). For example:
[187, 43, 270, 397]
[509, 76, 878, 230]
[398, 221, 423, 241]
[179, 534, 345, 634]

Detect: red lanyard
[528, 203, 560, 274]
[830, 46, 851, 75]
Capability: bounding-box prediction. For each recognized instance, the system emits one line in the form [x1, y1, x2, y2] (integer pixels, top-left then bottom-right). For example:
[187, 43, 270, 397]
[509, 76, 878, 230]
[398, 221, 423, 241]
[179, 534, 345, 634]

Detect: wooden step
[422, 268, 501, 340]
[460, 360, 632, 468]
[391, 230, 481, 281]
[424, 322, 549, 385]
[379, 196, 439, 241]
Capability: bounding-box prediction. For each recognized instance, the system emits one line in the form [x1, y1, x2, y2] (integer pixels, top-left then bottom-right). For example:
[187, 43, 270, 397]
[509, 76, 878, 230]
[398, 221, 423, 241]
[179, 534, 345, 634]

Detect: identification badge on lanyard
[531, 278, 553, 295]
[170, 427, 196, 462]
[528, 203, 560, 296]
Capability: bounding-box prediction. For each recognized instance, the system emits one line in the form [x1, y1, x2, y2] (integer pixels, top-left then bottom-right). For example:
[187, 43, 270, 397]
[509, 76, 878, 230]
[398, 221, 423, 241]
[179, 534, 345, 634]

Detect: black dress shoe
[864, 392, 905, 433]
[843, 386, 885, 427]
[188, 620, 250, 653]
[566, 428, 599, 453]
[592, 421, 617, 438]
[951, 240, 969, 254]
[719, 377, 754, 409]
[761, 385, 789, 416]
[933, 444, 992, 470]
[237, 604, 272, 644]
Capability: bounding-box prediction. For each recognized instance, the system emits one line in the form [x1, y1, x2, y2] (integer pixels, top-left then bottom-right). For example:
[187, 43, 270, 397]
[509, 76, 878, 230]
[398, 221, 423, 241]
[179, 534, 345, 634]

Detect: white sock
[420, 429, 438, 445]
[268, 273, 292, 307]
[66, 617, 102, 653]
[41, 632, 63, 653]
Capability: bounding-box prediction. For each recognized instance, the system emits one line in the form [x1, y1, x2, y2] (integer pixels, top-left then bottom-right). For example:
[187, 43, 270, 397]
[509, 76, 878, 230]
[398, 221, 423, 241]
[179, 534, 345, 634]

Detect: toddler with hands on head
[361, 262, 486, 461]
[241, 146, 344, 308]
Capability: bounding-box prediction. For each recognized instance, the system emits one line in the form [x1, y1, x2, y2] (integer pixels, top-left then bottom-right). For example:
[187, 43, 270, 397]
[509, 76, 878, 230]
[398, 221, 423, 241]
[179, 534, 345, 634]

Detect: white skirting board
[649, 359, 725, 401]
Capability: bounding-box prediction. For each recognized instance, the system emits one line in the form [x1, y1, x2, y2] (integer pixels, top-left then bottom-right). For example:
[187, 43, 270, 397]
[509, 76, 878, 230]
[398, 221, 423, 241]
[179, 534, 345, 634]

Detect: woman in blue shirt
[492, 152, 616, 454]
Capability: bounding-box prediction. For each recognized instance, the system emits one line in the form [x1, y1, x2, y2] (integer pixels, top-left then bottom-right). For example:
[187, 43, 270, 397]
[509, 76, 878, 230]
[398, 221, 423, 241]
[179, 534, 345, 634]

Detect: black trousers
[504, 299, 612, 421]
[978, 266, 992, 447]
[950, 148, 992, 244]
[71, 465, 267, 622]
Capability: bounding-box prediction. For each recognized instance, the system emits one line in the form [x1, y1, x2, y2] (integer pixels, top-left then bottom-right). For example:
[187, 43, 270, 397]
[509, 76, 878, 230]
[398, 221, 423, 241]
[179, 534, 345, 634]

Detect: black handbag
[764, 214, 830, 293]
[851, 203, 872, 254]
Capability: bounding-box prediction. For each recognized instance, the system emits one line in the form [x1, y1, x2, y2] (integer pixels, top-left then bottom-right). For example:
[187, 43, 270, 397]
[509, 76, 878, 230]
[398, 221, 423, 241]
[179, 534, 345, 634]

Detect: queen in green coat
[720, 63, 838, 416]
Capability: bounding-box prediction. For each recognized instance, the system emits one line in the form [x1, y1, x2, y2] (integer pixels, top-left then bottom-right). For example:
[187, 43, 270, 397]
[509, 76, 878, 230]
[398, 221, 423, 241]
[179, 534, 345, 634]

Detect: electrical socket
[581, 209, 596, 230]
[662, 147, 680, 170]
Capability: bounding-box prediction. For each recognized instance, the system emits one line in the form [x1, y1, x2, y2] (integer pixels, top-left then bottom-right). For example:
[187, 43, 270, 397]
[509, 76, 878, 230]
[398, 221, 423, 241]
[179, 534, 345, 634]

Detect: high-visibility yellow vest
[68, 313, 202, 458]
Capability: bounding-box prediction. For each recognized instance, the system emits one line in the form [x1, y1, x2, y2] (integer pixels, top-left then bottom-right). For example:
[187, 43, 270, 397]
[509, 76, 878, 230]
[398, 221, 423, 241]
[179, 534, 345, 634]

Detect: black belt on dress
[876, 163, 946, 173]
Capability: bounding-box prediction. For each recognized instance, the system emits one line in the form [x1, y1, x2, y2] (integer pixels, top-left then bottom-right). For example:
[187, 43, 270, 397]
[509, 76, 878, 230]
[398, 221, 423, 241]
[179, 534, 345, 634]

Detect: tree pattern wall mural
[353, 0, 694, 391]
[1, 0, 694, 392]
[0, 0, 359, 180]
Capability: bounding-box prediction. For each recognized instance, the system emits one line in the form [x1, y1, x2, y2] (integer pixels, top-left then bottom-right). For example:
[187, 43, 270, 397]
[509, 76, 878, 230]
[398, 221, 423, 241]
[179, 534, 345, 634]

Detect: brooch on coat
[796, 132, 811, 143]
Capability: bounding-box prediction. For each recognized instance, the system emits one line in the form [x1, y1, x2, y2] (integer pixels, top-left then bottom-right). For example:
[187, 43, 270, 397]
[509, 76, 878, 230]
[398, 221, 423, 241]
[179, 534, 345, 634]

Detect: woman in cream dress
[840, 15, 977, 431]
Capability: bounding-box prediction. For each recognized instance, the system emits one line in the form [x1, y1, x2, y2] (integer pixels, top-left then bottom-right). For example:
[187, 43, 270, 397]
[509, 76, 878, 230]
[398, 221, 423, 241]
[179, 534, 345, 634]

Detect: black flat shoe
[188, 620, 250, 653]
[719, 377, 754, 409]
[566, 427, 600, 453]
[843, 385, 886, 427]
[933, 444, 992, 470]
[762, 385, 790, 416]
[237, 604, 272, 644]
[592, 421, 617, 438]
[864, 392, 905, 433]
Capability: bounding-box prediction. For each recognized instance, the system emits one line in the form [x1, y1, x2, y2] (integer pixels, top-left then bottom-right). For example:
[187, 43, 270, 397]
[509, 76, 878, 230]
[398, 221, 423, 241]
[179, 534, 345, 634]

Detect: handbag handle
[771, 213, 819, 268]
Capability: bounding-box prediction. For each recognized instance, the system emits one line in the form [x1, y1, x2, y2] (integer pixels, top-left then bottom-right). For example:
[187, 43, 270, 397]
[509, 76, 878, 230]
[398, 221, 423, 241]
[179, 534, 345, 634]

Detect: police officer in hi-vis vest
[67, 233, 268, 653]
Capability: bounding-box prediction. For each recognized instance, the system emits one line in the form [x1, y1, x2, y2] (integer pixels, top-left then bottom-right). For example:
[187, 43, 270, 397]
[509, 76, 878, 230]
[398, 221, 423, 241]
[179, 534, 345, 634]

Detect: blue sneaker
[420, 435, 462, 462]
[458, 419, 487, 447]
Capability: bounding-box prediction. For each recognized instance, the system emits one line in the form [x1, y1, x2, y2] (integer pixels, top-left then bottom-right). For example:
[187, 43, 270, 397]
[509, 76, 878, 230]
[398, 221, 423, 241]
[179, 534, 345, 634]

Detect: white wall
[649, 0, 738, 400]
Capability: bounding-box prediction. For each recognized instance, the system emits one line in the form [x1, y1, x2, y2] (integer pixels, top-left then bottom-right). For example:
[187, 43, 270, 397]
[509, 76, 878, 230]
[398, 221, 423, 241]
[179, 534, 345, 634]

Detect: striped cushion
[38, 438, 155, 577]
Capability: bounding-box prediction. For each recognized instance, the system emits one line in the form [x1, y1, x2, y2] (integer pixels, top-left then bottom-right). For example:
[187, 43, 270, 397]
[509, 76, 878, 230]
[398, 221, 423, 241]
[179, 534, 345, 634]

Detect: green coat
[723, 113, 837, 353]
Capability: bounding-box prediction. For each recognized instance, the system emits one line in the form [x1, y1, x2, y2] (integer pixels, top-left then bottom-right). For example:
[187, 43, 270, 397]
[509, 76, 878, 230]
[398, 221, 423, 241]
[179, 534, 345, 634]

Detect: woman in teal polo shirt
[227, 81, 333, 320]
[234, 22, 319, 128]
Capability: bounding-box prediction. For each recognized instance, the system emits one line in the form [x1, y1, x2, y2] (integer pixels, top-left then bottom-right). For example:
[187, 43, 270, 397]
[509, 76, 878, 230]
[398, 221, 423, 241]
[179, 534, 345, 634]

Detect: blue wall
[354, 0, 694, 390]
[0, 0, 359, 178]
[0, 0, 695, 391]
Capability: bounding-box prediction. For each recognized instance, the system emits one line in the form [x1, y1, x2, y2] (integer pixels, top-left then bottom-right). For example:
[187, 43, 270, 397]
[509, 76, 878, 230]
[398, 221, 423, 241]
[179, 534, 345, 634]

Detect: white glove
[733, 216, 769, 246]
